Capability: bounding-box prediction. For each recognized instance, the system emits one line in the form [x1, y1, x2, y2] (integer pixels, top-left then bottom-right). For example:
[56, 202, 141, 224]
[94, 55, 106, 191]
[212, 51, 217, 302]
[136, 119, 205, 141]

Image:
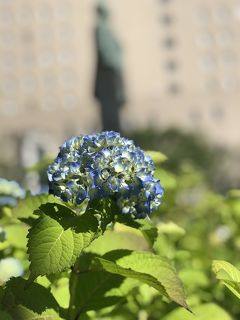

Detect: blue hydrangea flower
[0, 178, 25, 206]
[48, 131, 164, 218]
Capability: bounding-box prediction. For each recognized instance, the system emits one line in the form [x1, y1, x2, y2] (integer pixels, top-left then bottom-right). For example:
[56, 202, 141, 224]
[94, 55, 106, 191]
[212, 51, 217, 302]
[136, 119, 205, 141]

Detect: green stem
[68, 266, 79, 320]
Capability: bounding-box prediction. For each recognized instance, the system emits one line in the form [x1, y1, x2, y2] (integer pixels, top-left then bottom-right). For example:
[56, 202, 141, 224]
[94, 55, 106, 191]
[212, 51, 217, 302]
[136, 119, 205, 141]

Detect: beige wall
[0, 0, 240, 147]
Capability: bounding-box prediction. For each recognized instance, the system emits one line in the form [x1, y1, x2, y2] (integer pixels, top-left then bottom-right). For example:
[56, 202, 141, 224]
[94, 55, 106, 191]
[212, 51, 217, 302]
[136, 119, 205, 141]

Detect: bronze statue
[94, 1, 126, 132]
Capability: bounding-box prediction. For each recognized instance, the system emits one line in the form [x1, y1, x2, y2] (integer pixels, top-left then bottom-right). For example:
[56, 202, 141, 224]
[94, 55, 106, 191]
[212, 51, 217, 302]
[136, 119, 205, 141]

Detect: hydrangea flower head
[48, 131, 164, 218]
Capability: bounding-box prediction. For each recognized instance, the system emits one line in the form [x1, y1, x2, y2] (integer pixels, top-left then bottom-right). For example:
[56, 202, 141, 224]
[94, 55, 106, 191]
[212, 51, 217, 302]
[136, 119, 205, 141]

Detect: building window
[216, 29, 233, 47]
[1, 100, 17, 116]
[21, 29, 35, 44]
[1, 51, 17, 71]
[221, 75, 239, 92]
[22, 50, 36, 67]
[221, 51, 237, 68]
[17, 5, 34, 24]
[59, 68, 78, 88]
[42, 73, 58, 91]
[189, 109, 202, 123]
[197, 31, 214, 48]
[162, 36, 176, 49]
[200, 53, 216, 71]
[210, 104, 224, 121]
[21, 75, 38, 93]
[38, 51, 55, 68]
[234, 3, 240, 20]
[58, 22, 74, 43]
[0, 8, 15, 25]
[0, 30, 16, 49]
[159, 0, 172, 4]
[167, 83, 181, 95]
[214, 5, 231, 23]
[38, 26, 54, 45]
[41, 95, 58, 112]
[205, 78, 219, 93]
[194, 8, 211, 25]
[36, 3, 53, 22]
[164, 60, 178, 72]
[54, 0, 72, 19]
[58, 49, 74, 65]
[1, 76, 19, 96]
[160, 14, 174, 26]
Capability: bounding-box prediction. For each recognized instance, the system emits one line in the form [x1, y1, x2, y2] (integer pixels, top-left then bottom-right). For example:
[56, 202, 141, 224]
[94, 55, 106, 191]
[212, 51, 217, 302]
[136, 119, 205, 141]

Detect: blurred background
[0, 0, 240, 191]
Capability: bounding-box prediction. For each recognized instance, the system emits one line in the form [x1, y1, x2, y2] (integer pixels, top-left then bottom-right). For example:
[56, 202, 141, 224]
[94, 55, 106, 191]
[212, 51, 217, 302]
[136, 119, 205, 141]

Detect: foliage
[0, 133, 188, 320]
[0, 189, 188, 319]
[212, 260, 240, 300]
[128, 128, 238, 192]
[128, 128, 219, 175]
[0, 131, 240, 319]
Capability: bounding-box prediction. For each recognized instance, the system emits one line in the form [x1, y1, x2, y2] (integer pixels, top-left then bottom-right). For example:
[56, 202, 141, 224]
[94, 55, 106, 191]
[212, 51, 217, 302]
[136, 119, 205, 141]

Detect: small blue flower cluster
[0, 178, 25, 206]
[48, 131, 163, 218]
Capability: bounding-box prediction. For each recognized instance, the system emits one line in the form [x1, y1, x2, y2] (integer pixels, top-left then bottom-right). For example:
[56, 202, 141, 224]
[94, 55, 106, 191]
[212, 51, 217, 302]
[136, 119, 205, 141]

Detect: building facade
[0, 0, 240, 148]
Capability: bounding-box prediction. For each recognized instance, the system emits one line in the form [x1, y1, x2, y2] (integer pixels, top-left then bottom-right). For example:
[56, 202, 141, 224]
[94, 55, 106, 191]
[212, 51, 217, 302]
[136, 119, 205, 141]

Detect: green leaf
[163, 303, 232, 320]
[179, 269, 209, 289]
[1, 277, 60, 320]
[13, 193, 62, 219]
[137, 219, 158, 247]
[212, 260, 240, 299]
[27, 203, 99, 281]
[69, 270, 123, 317]
[87, 228, 149, 255]
[4, 306, 58, 320]
[4, 224, 28, 249]
[145, 151, 168, 165]
[86, 198, 118, 232]
[93, 250, 189, 309]
[0, 311, 13, 320]
[154, 168, 177, 190]
[227, 189, 240, 199]
[68, 253, 136, 319]
[50, 278, 70, 309]
[157, 222, 186, 238]
[115, 216, 158, 247]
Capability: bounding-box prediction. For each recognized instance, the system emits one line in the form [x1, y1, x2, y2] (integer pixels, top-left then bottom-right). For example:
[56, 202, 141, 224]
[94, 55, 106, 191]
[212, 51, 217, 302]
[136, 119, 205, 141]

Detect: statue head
[96, 1, 109, 20]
